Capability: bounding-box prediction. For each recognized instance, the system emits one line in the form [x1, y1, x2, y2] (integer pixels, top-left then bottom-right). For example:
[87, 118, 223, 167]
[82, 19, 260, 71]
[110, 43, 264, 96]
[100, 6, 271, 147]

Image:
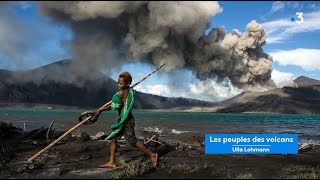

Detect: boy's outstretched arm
[96, 105, 111, 115]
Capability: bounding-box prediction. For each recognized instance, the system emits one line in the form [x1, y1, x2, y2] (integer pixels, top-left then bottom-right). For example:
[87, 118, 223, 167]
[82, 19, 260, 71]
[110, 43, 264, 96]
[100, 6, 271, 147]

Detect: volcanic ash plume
[38, 1, 275, 90]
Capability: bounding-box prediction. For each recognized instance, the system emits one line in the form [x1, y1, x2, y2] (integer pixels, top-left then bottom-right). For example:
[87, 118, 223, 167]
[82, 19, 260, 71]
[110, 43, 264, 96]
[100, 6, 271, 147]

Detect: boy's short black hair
[119, 71, 132, 84]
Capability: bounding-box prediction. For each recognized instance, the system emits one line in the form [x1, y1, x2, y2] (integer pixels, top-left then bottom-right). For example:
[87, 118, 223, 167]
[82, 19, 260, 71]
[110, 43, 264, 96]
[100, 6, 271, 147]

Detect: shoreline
[0, 103, 83, 110]
[1, 103, 320, 116]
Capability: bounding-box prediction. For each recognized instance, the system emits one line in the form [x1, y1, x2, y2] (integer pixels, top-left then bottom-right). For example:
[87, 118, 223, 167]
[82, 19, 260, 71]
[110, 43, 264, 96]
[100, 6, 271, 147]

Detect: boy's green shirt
[105, 87, 135, 140]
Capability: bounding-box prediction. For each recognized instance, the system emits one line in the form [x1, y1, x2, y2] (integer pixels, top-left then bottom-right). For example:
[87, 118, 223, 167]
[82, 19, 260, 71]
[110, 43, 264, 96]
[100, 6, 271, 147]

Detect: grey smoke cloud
[37, 1, 275, 90]
[0, 2, 41, 70]
[0, 2, 71, 71]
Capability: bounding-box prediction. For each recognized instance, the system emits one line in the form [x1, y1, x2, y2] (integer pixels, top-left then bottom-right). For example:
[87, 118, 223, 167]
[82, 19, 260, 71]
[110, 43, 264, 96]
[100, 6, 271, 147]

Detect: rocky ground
[1, 121, 320, 179]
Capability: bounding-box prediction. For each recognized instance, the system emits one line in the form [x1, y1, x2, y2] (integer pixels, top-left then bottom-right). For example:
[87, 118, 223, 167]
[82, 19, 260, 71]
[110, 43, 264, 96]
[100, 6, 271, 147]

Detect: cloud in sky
[135, 84, 171, 96]
[308, 3, 319, 10]
[0, 2, 71, 70]
[270, 1, 302, 13]
[270, 48, 320, 71]
[0, 11, 43, 69]
[270, 1, 306, 13]
[188, 80, 243, 101]
[261, 11, 320, 44]
[271, 69, 294, 85]
[271, 1, 285, 13]
[17, 1, 32, 10]
[135, 79, 243, 102]
[271, 69, 298, 88]
[260, 1, 304, 21]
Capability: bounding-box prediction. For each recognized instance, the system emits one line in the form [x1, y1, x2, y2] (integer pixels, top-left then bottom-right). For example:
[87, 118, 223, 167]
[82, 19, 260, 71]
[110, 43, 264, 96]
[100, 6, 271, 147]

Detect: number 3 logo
[296, 12, 304, 24]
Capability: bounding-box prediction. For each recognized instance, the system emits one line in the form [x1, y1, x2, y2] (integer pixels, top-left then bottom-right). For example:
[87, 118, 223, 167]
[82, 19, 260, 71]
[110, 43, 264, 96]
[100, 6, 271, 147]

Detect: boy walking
[96, 72, 158, 168]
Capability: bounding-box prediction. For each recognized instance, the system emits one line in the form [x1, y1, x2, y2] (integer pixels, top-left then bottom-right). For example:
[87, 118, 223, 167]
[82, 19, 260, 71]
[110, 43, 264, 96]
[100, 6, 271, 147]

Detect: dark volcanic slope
[213, 77, 320, 114]
[0, 59, 212, 109]
[0, 59, 118, 108]
[294, 76, 320, 87]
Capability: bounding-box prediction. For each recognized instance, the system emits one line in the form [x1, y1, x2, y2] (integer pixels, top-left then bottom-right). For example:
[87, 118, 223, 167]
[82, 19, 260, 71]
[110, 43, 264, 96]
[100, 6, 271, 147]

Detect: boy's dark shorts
[115, 115, 138, 146]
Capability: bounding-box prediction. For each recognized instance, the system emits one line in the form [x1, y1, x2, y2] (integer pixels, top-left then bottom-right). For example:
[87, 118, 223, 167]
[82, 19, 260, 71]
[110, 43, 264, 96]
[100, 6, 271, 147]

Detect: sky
[1, 1, 320, 102]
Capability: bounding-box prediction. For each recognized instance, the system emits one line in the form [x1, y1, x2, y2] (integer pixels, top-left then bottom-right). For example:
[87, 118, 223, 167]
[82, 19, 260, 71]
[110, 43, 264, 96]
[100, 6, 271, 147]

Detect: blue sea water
[0, 108, 319, 144]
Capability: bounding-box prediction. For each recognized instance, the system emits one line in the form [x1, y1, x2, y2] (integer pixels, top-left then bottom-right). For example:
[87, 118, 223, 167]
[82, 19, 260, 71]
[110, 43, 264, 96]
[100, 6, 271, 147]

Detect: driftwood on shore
[298, 142, 320, 152]
[22, 126, 58, 141]
[46, 120, 55, 141]
[0, 122, 24, 138]
[96, 133, 164, 149]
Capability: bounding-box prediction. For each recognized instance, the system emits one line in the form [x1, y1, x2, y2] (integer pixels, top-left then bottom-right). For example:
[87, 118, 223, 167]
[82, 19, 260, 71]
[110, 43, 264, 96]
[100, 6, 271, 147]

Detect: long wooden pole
[27, 63, 165, 163]
[27, 116, 91, 163]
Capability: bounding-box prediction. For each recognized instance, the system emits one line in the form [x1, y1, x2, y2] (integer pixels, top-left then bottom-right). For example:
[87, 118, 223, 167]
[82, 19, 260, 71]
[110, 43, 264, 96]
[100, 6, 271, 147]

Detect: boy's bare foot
[150, 153, 158, 168]
[99, 162, 116, 168]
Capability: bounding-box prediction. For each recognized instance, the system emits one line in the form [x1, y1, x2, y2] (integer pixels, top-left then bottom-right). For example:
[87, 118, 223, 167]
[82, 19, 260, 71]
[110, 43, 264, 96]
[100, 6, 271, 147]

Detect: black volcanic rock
[0, 59, 212, 109]
[213, 81, 320, 114]
[294, 76, 320, 87]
